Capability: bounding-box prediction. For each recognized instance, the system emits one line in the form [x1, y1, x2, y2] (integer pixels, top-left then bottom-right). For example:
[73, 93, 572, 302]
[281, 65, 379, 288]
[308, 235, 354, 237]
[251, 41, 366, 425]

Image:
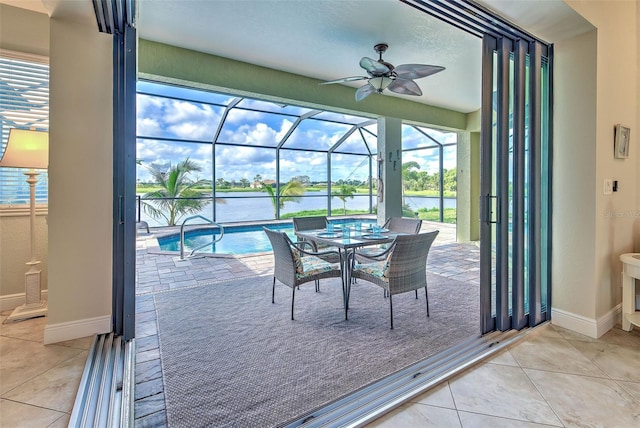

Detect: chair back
[384, 216, 422, 234]
[386, 230, 439, 294]
[293, 216, 327, 232]
[263, 227, 297, 287]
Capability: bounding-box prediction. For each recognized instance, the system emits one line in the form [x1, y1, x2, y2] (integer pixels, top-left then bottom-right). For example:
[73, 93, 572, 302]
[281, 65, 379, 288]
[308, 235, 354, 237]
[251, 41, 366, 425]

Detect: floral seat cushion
[292, 250, 338, 279]
[354, 255, 391, 282]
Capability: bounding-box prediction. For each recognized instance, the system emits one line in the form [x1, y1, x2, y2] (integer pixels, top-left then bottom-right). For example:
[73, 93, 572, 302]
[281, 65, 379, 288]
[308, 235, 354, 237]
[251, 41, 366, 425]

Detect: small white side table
[621, 253, 640, 331]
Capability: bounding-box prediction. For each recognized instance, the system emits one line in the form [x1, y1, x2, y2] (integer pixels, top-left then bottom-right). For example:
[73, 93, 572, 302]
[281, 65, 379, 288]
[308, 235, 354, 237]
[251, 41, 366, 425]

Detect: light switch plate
[604, 178, 613, 195]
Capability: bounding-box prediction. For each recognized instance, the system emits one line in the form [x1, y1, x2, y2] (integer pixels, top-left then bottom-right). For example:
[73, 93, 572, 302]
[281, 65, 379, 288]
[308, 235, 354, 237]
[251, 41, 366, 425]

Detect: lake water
[138, 191, 456, 227]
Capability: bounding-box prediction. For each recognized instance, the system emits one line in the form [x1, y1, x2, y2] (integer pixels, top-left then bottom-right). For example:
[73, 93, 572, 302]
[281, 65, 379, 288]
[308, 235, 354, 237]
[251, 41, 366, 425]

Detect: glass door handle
[481, 194, 500, 224]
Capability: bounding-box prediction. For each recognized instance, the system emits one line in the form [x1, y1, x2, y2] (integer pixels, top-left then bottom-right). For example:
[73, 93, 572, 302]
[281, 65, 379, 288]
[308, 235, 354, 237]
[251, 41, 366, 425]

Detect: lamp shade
[368, 76, 394, 93]
[0, 129, 48, 169]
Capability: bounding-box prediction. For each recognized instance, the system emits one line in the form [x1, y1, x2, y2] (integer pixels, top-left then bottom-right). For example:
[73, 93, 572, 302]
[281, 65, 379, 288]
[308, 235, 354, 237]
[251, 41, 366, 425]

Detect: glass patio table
[294, 227, 400, 320]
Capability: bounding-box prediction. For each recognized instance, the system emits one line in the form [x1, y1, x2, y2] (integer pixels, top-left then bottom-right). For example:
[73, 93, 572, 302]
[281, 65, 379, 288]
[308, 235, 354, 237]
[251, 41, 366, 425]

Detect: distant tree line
[402, 161, 456, 193]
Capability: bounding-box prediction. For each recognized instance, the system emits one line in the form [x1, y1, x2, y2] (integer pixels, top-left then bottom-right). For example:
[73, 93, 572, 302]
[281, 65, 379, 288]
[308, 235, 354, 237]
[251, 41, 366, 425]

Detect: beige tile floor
[368, 323, 640, 427]
[0, 311, 93, 428]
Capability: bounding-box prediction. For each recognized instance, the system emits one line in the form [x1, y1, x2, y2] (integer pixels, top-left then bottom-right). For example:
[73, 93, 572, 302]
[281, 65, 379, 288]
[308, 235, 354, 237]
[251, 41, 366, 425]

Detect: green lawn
[416, 207, 457, 224]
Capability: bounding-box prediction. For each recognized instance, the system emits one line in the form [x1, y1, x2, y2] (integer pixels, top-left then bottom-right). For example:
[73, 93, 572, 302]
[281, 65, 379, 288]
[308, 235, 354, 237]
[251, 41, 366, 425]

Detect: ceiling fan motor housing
[373, 43, 395, 76]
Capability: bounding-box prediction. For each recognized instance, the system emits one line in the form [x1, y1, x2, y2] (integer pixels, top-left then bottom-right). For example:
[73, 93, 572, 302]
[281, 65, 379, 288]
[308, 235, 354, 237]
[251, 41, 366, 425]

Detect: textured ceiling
[137, 0, 483, 113]
[2, 0, 594, 114]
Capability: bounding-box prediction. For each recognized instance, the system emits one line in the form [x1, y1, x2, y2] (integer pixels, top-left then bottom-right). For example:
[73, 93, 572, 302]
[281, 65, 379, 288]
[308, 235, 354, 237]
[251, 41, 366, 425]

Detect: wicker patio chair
[356, 216, 423, 261]
[349, 230, 439, 329]
[292, 216, 328, 252]
[292, 216, 341, 265]
[263, 227, 343, 320]
[384, 216, 422, 234]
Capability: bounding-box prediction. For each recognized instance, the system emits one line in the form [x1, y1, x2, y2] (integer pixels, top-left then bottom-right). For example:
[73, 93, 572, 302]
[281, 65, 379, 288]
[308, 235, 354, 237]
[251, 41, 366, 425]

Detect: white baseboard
[552, 304, 622, 338]
[0, 290, 48, 312]
[44, 315, 112, 345]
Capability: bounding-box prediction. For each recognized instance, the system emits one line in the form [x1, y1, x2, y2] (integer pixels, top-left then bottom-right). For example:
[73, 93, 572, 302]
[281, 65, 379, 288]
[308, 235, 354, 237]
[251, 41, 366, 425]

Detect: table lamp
[0, 128, 49, 321]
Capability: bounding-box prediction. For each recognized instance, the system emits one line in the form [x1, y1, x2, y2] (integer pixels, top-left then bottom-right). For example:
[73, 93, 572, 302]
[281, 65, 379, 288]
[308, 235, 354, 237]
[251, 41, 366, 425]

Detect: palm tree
[263, 180, 305, 218]
[142, 158, 224, 226]
[336, 184, 356, 214]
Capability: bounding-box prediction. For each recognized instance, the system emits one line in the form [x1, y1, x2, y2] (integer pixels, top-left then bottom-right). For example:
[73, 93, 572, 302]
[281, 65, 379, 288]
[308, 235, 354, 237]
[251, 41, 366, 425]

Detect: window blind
[0, 51, 49, 205]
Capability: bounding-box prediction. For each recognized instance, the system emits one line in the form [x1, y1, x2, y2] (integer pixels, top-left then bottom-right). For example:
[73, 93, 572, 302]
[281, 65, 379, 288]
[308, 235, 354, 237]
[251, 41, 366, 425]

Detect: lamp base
[6, 300, 47, 322]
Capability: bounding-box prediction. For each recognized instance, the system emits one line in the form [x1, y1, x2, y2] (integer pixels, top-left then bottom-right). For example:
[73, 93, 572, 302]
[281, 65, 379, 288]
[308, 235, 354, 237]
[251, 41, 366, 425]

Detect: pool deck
[135, 219, 474, 296]
[133, 219, 479, 425]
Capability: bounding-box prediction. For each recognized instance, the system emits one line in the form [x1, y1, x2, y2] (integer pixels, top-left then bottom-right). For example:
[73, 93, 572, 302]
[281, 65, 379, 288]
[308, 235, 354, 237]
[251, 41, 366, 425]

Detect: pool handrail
[180, 215, 224, 260]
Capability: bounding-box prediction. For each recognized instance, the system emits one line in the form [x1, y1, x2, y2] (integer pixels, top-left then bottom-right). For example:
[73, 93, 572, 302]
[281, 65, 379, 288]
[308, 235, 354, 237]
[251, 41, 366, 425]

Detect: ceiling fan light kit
[321, 43, 445, 102]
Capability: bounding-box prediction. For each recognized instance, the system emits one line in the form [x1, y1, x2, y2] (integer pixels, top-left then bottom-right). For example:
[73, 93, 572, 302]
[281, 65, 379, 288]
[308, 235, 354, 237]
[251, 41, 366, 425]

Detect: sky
[136, 82, 457, 184]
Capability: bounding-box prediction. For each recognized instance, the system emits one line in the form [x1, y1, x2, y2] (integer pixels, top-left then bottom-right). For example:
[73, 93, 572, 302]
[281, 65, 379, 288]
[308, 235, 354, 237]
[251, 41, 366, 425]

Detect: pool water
[157, 219, 367, 255]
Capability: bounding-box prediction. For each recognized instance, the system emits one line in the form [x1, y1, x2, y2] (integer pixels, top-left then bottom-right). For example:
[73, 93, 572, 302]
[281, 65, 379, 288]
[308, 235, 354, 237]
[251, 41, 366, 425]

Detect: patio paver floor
[133, 221, 480, 427]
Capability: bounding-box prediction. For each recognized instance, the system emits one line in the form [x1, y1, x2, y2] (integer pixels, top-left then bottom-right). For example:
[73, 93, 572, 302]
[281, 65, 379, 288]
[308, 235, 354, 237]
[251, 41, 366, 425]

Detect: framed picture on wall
[614, 124, 631, 159]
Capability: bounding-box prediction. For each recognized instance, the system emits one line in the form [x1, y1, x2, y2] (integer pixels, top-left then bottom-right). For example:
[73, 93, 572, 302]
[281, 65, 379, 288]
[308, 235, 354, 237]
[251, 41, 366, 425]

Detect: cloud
[136, 90, 458, 185]
[136, 139, 213, 181]
[137, 117, 162, 136]
[224, 107, 268, 125]
[137, 94, 222, 140]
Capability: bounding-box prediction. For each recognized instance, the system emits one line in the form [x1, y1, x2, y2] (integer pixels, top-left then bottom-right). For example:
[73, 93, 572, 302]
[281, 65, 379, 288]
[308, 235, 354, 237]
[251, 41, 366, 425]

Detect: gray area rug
[155, 273, 479, 427]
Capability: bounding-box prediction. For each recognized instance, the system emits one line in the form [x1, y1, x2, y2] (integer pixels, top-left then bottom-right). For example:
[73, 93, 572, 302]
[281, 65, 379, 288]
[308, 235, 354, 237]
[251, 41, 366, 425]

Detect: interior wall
[552, 0, 638, 335]
[45, 14, 113, 342]
[637, 0, 640, 253]
[552, 29, 598, 322]
[568, 0, 638, 321]
[0, 5, 50, 307]
[0, 4, 49, 55]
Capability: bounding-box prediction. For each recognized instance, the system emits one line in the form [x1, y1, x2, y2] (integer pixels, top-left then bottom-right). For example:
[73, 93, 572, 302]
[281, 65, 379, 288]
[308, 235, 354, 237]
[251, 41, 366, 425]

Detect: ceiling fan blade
[359, 57, 390, 75]
[319, 76, 369, 85]
[387, 78, 423, 96]
[394, 64, 445, 80]
[355, 84, 376, 102]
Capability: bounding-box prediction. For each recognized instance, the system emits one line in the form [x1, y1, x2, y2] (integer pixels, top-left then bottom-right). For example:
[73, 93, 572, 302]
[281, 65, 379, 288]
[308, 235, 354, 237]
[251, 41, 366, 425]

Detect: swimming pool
[157, 219, 367, 255]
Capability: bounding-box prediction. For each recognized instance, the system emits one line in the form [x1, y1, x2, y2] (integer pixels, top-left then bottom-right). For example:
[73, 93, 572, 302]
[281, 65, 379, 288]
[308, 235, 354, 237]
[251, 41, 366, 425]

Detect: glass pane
[137, 94, 224, 141]
[361, 125, 378, 155]
[401, 147, 457, 223]
[329, 194, 371, 216]
[524, 54, 531, 313]
[443, 145, 458, 199]
[137, 139, 213, 180]
[136, 139, 214, 227]
[415, 127, 458, 146]
[284, 119, 352, 150]
[236, 98, 313, 117]
[215, 145, 276, 221]
[215, 194, 275, 222]
[281, 194, 329, 218]
[215, 145, 274, 190]
[540, 58, 550, 314]
[312, 111, 373, 126]
[403, 125, 458, 150]
[507, 52, 515, 318]
[402, 125, 440, 150]
[218, 109, 294, 147]
[491, 49, 498, 320]
[137, 80, 235, 105]
[333, 131, 372, 154]
[279, 149, 327, 184]
[330, 153, 370, 216]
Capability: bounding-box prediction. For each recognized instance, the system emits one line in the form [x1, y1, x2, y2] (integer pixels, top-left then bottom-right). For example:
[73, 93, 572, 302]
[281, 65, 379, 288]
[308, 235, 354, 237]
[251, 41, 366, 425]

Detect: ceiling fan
[320, 43, 445, 102]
